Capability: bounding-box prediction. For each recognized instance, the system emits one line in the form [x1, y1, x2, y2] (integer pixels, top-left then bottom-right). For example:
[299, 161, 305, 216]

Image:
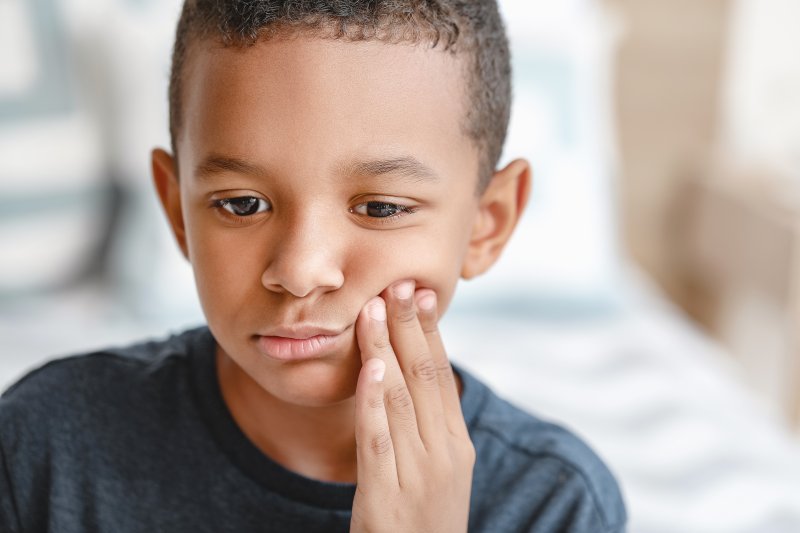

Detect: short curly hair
[169, 0, 512, 190]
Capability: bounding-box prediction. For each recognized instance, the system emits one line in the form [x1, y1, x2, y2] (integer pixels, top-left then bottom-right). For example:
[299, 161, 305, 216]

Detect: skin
[152, 35, 530, 531]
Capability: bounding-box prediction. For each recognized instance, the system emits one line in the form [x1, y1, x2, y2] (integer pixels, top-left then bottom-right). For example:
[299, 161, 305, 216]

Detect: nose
[260, 213, 345, 298]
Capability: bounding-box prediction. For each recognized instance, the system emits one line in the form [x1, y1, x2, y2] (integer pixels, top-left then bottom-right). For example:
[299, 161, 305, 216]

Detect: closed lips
[255, 327, 350, 361]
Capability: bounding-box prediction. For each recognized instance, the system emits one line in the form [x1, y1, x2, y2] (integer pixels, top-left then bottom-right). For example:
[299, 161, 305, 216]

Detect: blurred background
[2, 0, 800, 531]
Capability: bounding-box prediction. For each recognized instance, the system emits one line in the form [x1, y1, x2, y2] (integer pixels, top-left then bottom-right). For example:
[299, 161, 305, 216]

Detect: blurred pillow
[0, 0, 107, 296]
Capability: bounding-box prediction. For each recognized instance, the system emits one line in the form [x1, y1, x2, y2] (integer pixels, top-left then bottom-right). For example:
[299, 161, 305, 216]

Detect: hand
[350, 280, 476, 533]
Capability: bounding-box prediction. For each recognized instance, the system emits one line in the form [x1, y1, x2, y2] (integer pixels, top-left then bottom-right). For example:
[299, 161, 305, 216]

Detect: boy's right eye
[214, 196, 271, 217]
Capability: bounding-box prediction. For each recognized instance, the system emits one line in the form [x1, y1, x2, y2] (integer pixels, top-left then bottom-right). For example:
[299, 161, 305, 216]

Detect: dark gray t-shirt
[0, 326, 626, 532]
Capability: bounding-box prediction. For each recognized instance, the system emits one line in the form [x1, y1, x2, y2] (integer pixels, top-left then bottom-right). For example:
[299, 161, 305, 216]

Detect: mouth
[254, 325, 352, 362]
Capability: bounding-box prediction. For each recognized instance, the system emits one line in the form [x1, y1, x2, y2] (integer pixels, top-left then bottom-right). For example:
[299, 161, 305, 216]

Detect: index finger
[414, 289, 469, 439]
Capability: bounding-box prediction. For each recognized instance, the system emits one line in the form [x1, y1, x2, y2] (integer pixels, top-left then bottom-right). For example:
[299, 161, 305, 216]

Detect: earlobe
[461, 158, 531, 279]
[151, 148, 189, 260]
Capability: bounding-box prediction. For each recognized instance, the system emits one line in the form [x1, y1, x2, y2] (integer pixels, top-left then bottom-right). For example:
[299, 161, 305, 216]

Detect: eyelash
[211, 196, 270, 225]
[210, 196, 418, 226]
[350, 201, 418, 224]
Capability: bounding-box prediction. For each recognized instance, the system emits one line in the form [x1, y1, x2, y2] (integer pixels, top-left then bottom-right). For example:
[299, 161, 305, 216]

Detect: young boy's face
[154, 37, 527, 408]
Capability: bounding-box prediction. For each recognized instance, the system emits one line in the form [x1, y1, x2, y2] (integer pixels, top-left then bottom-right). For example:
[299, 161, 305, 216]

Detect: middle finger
[384, 280, 447, 450]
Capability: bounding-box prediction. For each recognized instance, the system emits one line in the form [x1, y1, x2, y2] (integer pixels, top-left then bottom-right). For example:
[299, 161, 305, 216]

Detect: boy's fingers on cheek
[384, 281, 441, 394]
[356, 297, 391, 365]
[385, 283, 448, 449]
[414, 290, 445, 369]
[415, 289, 439, 336]
[354, 357, 398, 486]
[413, 289, 448, 377]
[356, 297, 421, 455]
[386, 281, 435, 382]
[386, 280, 418, 329]
[414, 289, 470, 438]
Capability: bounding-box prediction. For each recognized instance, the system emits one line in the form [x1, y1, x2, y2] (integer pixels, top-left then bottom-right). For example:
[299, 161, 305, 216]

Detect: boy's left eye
[351, 201, 414, 218]
[215, 196, 271, 217]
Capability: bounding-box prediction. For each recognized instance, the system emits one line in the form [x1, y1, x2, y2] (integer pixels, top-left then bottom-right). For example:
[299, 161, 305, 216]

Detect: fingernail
[370, 359, 386, 382]
[392, 281, 414, 300]
[418, 292, 436, 311]
[368, 298, 386, 321]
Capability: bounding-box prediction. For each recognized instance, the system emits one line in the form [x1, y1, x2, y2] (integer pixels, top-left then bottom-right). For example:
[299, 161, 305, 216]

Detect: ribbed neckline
[187, 326, 488, 511]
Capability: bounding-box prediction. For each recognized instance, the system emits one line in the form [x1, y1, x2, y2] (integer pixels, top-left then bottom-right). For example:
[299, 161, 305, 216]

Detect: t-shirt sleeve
[466, 394, 628, 533]
[0, 359, 73, 533]
[496, 451, 627, 533]
[0, 423, 22, 533]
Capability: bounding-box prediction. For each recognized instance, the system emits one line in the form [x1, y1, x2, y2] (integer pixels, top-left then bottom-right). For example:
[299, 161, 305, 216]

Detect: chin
[261, 358, 361, 408]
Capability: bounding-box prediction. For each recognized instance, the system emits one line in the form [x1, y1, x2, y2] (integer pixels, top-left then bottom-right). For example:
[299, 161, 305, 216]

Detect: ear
[461, 158, 531, 279]
[151, 148, 189, 260]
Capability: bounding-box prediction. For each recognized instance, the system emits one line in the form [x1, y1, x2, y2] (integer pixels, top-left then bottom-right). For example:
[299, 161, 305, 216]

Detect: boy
[0, 0, 627, 531]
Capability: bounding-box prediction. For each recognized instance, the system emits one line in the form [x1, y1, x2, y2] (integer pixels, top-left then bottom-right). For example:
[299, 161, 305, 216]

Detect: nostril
[261, 260, 344, 297]
[259, 221, 345, 296]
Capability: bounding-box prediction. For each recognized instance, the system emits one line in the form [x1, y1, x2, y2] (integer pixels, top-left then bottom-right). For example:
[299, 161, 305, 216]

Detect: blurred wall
[605, 0, 800, 427]
[604, 0, 732, 306]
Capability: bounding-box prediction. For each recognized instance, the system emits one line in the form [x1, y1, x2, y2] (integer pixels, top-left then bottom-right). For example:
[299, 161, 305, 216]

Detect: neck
[216, 350, 359, 483]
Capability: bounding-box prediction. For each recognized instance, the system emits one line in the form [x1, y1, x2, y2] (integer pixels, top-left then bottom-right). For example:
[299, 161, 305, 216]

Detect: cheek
[185, 218, 267, 319]
[344, 227, 466, 312]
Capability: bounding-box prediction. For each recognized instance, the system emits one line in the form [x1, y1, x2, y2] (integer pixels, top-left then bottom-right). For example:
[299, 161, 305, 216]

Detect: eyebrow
[194, 154, 440, 184]
[344, 155, 440, 184]
[195, 155, 266, 179]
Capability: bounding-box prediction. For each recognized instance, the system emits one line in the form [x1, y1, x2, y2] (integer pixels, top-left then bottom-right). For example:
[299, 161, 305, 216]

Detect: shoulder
[0, 326, 208, 436]
[0, 327, 212, 532]
[458, 366, 627, 532]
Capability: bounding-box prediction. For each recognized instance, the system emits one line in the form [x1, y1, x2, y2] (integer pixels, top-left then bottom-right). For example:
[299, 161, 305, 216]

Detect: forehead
[178, 37, 477, 184]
